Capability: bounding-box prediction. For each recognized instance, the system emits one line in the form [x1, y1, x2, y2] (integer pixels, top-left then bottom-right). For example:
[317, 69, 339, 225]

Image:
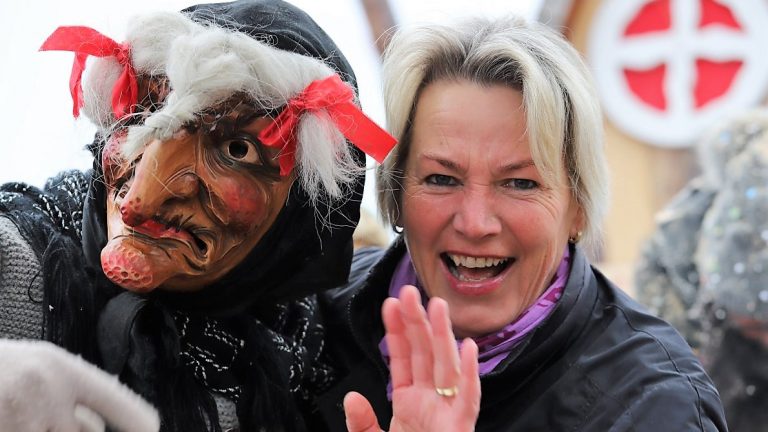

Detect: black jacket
[316, 239, 728, 431]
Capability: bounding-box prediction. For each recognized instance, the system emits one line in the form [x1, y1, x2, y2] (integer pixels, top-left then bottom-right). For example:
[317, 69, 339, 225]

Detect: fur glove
[0, 339, 159, 432]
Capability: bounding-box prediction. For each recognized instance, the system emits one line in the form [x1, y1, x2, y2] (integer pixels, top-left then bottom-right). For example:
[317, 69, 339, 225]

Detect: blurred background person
[695, 132, 768, 431]
[637, 109, 768, 430]
[635, 110, 768, 347]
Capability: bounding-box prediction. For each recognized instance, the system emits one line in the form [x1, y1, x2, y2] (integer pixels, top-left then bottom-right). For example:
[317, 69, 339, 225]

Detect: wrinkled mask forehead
[113, 76, 281, 143]
[100, 83, 283, 186]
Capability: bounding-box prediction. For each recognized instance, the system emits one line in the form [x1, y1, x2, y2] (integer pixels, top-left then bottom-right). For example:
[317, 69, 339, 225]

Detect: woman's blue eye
[506, 179, 538, 190]
[425, 174, 458, 186]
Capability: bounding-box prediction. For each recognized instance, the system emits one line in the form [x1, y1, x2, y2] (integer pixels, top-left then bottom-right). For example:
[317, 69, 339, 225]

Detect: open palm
[344, 285, 481, 432]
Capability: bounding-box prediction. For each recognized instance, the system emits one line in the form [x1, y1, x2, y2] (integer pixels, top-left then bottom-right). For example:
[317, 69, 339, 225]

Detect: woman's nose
[119, 138, 199, 227]
[452, 186, 502, 239]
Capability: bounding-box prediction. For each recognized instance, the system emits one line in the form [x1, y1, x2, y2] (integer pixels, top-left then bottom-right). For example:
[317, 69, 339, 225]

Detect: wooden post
[359, 0, 398, 55]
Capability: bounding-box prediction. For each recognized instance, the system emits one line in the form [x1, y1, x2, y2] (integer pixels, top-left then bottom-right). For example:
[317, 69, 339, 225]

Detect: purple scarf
[379, 246, 571, 399]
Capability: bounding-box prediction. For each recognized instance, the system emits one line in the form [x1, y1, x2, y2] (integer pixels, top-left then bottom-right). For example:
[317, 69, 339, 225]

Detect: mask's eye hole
[219, 136, 262, 164]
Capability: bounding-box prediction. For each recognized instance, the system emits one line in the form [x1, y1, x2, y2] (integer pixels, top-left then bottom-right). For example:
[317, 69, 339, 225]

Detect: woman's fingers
[387, 284, 480, 402]
[399, 285, 435, 385]
[427, 297, 461, 395]
[384, 286, 482, 431]
[382, 297, 412, 390]
[458, 338, 481, 419]
[344, 392, 383, 432]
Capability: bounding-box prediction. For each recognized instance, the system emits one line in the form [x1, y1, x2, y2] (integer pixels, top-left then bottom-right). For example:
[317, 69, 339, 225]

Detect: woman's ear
[393, 208, 403, 232]
[569, 205, 586, 243]
[392, 188, 404, 230]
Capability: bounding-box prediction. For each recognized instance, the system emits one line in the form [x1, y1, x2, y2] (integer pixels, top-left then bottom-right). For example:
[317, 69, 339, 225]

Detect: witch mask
[41, 5, 395, 293]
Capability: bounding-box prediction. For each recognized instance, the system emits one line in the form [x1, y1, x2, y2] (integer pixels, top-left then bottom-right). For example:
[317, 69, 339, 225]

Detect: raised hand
[0, 339, 160, 432]
[344, 285, 481, 432]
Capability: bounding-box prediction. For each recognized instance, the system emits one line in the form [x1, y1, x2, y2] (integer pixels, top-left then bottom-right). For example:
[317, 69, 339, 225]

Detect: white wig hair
[81, 10, 360, 202]
[377, 15, 610, 250]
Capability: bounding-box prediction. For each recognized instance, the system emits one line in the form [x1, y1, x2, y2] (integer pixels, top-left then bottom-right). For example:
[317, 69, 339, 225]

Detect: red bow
[40, 26, 138, 119]
[259, 74, 397, 176]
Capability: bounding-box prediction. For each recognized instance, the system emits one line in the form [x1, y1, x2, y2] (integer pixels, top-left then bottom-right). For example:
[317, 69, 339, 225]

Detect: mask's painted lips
[130, 218, 208, 255]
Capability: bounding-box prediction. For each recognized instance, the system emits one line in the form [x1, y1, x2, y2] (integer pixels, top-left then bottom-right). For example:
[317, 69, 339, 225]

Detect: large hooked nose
[119, 136, 200, 227]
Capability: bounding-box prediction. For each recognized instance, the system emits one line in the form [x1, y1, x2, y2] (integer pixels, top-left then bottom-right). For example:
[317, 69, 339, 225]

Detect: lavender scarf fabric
[379, 246, 572, 398]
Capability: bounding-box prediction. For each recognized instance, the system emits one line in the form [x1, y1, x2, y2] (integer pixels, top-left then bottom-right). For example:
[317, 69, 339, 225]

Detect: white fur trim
[0, 339, 159, 432]
[81, 58, 123, 131]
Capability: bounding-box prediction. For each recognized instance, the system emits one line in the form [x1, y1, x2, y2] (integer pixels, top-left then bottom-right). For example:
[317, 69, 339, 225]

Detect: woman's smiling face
[101, 101, 293, 293]
[400, 79, 583, 338]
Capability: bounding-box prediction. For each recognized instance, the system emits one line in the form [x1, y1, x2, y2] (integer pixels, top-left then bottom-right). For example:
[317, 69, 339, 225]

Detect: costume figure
[637, 109, 768, 431]
[635, 110, 768, 348]
[0, 0, 393, 430]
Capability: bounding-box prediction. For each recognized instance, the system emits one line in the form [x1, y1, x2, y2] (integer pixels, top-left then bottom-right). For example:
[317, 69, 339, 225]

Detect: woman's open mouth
[442, 253, 513, 282]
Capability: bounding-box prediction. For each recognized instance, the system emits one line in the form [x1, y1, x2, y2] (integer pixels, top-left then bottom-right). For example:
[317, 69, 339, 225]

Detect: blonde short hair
[377, 16, 609, 249]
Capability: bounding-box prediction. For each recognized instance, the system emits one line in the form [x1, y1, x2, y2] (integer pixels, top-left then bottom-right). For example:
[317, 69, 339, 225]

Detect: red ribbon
[258, 74, 397, 176]
[40, 26, 138, 119]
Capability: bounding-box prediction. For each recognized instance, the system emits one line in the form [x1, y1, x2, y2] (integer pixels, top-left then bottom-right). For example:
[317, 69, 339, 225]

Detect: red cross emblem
[589, 0, 768, 147]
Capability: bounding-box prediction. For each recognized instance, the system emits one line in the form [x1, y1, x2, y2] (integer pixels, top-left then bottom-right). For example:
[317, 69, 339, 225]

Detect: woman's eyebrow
[499, 159, 535, 174]
[419, 153, 465, 172]
[418, 154, 535, 174]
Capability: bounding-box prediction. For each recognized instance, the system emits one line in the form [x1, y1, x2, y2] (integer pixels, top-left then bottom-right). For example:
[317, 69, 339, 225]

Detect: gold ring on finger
[435, 385, 459, 397]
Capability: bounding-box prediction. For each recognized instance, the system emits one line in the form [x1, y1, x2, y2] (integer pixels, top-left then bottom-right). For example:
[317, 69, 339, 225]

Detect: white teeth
[448, 254, 508, 268]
